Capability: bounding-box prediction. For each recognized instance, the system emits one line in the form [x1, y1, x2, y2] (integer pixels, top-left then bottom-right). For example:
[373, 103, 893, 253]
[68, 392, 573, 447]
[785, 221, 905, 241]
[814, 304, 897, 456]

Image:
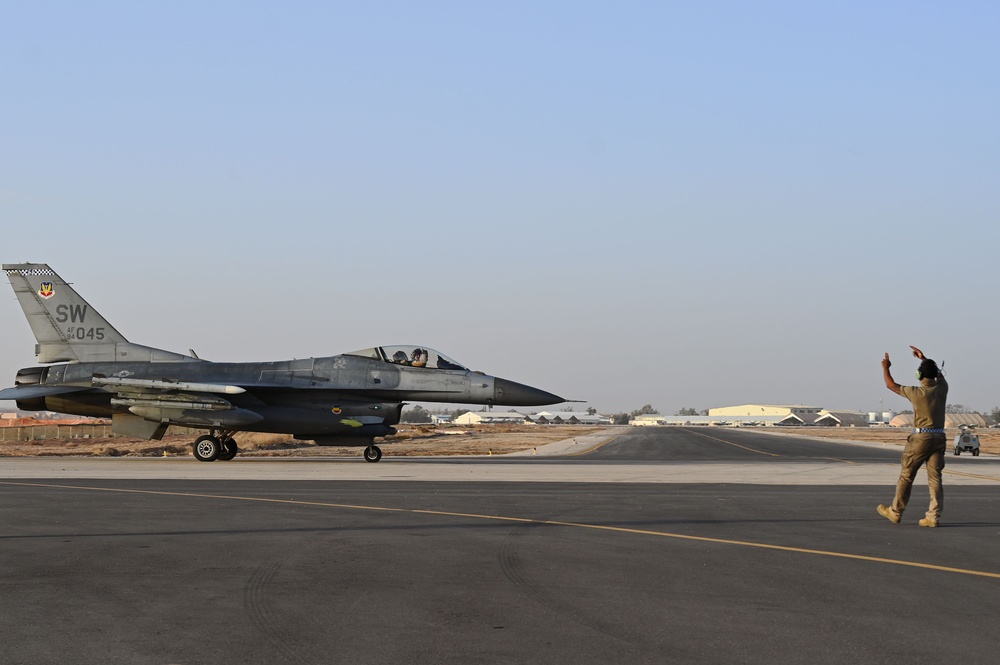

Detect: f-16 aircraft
[0, 263, 564, 462]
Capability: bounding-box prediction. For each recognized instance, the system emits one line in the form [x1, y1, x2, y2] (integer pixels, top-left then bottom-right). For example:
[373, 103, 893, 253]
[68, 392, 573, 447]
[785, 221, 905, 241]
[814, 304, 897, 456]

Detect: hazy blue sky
[2, 2, 998, 416]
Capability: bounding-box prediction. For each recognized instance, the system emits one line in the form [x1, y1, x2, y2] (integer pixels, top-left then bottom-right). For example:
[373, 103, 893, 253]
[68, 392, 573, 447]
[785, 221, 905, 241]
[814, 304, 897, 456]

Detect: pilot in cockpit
[410, 348, 429, 367]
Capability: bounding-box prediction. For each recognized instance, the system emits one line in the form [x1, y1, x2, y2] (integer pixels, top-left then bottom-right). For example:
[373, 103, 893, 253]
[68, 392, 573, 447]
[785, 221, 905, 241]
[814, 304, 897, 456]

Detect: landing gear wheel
[217, 437, 239, 461]
[364, 445, 382, 463]
[193, 435, 221, 462]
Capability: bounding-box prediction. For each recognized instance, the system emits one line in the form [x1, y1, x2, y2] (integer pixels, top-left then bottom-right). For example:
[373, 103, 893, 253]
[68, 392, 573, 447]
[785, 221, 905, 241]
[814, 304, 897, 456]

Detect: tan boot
[877, 504, 901, 524]
[918, 517, 939, 528]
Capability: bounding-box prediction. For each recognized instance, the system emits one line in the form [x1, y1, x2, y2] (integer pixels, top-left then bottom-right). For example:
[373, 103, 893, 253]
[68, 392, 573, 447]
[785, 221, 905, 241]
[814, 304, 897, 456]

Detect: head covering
[918, 359, 939, 380]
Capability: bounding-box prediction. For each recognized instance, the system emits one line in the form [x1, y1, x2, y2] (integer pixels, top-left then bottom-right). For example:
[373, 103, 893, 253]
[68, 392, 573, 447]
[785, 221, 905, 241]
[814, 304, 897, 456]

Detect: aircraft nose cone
[493, 378, 563, 406]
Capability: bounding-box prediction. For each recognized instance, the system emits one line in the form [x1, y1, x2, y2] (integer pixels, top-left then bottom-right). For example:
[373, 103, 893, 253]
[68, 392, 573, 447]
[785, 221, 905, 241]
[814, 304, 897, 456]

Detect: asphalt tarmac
[3, 427, 999, 665]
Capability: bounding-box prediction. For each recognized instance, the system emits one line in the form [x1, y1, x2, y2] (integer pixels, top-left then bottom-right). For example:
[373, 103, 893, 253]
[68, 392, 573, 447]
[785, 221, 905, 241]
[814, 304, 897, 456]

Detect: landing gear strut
[217, 436, 239, 460]
[192, 431, 239, 462]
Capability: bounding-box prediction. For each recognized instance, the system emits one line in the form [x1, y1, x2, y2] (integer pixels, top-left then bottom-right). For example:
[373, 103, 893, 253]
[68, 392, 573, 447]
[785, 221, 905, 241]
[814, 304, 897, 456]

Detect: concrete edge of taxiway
[500, 428, 626, 457]
[515, 426, 999, 458]
[3, 427, 999, 484]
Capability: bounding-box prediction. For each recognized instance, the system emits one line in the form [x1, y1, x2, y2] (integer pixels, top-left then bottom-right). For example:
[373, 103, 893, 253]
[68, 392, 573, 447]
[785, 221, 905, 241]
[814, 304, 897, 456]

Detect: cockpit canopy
[345, 346, 467, 371]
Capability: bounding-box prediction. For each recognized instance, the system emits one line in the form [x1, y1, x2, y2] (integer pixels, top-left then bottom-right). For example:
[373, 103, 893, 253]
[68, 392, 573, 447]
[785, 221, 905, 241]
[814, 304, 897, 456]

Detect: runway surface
[3, 427, 999, 664]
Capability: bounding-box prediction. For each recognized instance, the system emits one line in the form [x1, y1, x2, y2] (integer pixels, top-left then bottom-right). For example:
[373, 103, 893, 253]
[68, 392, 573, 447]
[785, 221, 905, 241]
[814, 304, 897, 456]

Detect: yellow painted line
[809, 456, 860, 465]
[685, 428, 862, 464]
[683, 428, 781, 457]
[944, 469, 1000, 482]
[3, 480, 1000, 580]
[871, 460, 1000, 483]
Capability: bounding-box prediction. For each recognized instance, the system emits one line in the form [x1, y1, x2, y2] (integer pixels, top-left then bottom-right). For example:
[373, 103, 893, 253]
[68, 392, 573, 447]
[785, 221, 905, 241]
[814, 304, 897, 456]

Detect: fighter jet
[0, 264, 564, 462]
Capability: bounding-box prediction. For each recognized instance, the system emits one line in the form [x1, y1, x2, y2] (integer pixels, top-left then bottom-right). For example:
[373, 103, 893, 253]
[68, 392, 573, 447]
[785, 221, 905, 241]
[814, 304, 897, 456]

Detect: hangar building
[709, 404, 823, 420]
[889, 413, 986, 429]
[453, 411, 527, 426]
[647, 404, 871, 427]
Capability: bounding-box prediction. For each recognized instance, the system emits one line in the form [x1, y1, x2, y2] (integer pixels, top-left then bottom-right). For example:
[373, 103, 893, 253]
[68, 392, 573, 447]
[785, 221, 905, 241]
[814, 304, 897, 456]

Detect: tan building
[704, 404, 871, 427]
[453, 411, 526, 426]
[889, 413, 986, 429]
[629, 414, 666, 426]
[709, 404, 824, 421]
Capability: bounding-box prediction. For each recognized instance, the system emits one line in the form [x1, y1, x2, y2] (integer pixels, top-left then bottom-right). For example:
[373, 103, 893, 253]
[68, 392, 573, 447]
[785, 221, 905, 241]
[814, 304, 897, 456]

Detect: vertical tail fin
[3, 263, 196, 364]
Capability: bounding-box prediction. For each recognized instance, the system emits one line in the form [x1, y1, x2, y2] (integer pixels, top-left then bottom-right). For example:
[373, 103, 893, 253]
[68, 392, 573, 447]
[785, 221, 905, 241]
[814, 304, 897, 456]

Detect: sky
[2, 2, 999, 417]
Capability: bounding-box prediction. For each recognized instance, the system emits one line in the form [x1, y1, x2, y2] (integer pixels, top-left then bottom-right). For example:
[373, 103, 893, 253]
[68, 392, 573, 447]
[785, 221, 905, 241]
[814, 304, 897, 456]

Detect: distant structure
[630, 414, 667, 426]
[429, 411, 613, 426]
[453, 411, 527, 426]
[813, 411, 870, 427]
[867, 410, 897, 425]
[645, 404, 872, 427]
[889, 413, 986, 429]
[527, 411, 611, 425]
[709, 404, 823, 420]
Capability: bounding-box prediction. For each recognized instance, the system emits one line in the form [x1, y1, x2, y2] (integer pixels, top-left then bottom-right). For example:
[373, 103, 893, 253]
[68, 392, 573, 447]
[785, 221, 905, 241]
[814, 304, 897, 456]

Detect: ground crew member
[878, 345, 948, 527]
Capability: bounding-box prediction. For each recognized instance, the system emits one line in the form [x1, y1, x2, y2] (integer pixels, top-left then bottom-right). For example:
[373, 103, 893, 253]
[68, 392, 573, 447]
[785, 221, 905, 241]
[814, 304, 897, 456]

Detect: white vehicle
[953, 425, 980, 456]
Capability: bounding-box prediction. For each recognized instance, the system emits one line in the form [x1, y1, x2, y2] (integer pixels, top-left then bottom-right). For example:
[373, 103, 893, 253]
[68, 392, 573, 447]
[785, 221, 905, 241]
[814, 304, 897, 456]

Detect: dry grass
[0, 424, 600, 458]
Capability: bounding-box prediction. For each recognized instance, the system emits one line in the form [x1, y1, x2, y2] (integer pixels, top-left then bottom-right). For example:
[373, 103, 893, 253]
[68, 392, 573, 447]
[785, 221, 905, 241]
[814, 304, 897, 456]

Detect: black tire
[217, 438, 238, 461]
[193, 435, 221, 462]
[363, 445, 382, 463]
[954, 449, 960, 456]
[973, 449, 980, 457]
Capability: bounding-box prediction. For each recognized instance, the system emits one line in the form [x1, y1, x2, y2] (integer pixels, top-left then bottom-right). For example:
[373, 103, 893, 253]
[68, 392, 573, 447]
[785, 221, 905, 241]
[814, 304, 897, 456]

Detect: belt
[914, 428, 945, 433]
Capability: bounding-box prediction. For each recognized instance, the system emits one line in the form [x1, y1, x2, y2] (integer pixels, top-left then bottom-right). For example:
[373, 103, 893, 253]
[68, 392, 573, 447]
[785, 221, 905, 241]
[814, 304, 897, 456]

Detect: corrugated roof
[715, 404, 823, 411]
[655, 415, 792, 426]
[888, 413, 987, 428]
[814, 412, 869, 427]
[458, 412, 525, 419]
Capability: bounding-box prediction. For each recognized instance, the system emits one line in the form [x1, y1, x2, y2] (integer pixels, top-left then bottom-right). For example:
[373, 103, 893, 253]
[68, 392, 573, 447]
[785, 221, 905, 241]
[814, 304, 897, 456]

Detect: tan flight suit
[891, 377, 949, 520]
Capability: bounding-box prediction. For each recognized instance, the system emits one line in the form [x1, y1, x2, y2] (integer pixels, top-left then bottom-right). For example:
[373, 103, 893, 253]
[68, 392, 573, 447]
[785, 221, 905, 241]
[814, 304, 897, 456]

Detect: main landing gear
[192, 431, 239, 462]
[192, 432, 385, 462]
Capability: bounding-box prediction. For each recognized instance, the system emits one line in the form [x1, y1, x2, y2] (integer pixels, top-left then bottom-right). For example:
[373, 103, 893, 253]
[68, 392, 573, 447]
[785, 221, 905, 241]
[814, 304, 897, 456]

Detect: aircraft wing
[0, 385, 91, 401]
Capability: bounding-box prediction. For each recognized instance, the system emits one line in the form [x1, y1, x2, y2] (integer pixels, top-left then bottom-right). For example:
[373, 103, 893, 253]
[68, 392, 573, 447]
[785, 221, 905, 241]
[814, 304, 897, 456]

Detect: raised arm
[882, 353, 902, 395]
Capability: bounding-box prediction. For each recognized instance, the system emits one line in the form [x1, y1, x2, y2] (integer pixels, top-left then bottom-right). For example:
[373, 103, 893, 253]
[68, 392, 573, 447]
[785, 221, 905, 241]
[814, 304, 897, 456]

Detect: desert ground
[0, 423, 996, 458]
[0, 424, 603, 458]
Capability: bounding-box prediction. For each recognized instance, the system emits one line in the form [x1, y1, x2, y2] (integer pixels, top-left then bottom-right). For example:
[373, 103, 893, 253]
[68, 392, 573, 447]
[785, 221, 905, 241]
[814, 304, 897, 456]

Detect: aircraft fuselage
[13, 353, 558, 439]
